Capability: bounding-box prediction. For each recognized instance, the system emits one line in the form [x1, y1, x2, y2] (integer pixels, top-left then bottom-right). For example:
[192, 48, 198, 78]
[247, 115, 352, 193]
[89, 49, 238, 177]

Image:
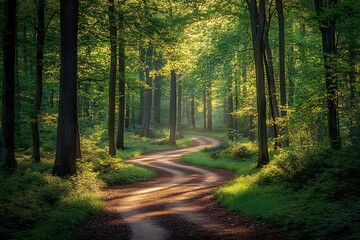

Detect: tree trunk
[177, 81, 182, 130]
[264, 29, 281, 148]
[153, 51, 163, 125]
[207, 82, 212, 132]
[276, 0, 288, 147]
[314, 0, 341, 150]
[288, 45, 295, 107]
[203, 83, 207, 130]
[139, 47, 146, 125]
[140, 44, 153, 137]
[190, 91, 196, 129]
[53, 0, 79, 176]
[169, 70, 177, 145]
[248, 0, 270, 167]
[227, 75, 234, 139]
[116, 12, 126, 150]
[1, 0, 17, 169]
[108, 0, 117, 156]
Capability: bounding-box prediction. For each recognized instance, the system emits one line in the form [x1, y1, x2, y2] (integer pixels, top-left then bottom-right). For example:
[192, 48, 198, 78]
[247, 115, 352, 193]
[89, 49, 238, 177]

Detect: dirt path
[77, 136, 286, 240]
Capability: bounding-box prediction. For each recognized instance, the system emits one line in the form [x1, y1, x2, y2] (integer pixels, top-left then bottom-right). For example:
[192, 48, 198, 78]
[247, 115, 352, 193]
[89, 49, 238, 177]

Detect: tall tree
[247, 0, 270, 166]
[108, 0, 117, 156]
[153, 50, 163, 125]
[177, 80, 182, 130]
[276, 0, 288, 147]
[116, 11, 126, 150]
[169, 69, 177, 145]
[140, 43, 153, 137]
[1, 0, 17, 169]
[314, 0, 341, 150]
[31, 0, 46, 162]
[264, 20, 281, 148]
[206, 81, 213, 132]
[53, 0, 79, 176]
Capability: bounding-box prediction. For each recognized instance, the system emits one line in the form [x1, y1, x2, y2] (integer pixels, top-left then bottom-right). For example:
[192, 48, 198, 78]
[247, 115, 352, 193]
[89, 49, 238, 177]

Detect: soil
[77, 136, 287, 240]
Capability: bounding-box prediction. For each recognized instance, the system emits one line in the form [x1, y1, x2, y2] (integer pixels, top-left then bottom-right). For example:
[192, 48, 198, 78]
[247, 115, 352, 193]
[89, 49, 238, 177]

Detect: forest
[1, 0, 359, 239]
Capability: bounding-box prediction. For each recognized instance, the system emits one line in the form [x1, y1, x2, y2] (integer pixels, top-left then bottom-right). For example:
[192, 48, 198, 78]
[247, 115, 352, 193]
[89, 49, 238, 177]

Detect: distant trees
[53, 0, 79, 176]
[1, 0, 17, 169]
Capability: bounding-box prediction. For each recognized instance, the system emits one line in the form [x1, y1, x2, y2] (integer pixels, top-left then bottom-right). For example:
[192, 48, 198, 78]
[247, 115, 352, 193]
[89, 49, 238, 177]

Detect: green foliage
[184, 141, 360, 240]
[202, 141, 257, 161]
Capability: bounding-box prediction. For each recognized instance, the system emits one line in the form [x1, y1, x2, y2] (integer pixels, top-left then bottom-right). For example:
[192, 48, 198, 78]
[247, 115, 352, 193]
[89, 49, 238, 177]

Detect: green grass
[182, 143, 360, 240]
[1, 124, 192, 239]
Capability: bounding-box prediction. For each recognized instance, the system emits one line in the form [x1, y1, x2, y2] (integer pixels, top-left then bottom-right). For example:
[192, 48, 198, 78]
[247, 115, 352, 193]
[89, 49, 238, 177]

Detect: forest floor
[77, 136, 287, 240]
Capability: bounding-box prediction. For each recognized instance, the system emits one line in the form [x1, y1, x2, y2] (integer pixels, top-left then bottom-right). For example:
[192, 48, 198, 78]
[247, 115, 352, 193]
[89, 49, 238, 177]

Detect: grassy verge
[1, 125, 192, 239]
[181, 141, 360, 239]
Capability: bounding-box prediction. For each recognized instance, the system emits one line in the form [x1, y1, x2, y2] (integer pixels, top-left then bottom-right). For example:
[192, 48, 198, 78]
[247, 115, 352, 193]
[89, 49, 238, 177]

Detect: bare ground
[77, 136, 287, 240]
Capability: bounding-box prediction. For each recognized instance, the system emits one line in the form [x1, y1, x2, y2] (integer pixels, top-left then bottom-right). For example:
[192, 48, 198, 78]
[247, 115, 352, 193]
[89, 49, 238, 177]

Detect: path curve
[78, 136, 286, 240]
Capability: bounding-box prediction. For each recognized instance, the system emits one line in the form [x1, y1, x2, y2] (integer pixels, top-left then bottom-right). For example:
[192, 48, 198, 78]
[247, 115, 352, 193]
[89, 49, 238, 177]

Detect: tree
[276, 0, 288, 147]
[116, 11, 126, 150]
[53, 0, 79, 176]
[108, 0, 117, 156]
[313, 0, 341, 150]
[1, 0, 17, 169]
[169, 69, 177, 145]
[247, 0, 270, 167]
[31, 0, 46, 162]
[140, 43, 153, 137]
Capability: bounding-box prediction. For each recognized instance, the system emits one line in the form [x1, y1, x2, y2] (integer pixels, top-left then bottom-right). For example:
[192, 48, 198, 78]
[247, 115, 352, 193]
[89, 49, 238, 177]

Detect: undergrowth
[183, 141, 360, 240]
[1, 123, 191, 239]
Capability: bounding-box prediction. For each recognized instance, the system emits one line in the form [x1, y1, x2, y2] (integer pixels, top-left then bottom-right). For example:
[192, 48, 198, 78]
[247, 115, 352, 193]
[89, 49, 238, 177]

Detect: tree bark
[108, 0, 117, 156]
[116, 12, 126, 150]
[53, 0, 79, 176]
[169, 70, 177, 145]
[140, 43, 153, 137]
[314, 0, 341, 150]
[1, 0, 17, 169]
[247, 0, 270, 167]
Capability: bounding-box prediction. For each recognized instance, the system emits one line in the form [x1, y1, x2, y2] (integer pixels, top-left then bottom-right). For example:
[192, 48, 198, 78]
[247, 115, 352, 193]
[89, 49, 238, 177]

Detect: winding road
[78, 136, 286, 240]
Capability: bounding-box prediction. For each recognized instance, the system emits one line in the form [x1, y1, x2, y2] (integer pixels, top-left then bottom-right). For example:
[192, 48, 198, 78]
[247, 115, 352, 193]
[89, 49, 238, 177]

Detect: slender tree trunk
[314, 0, 341, 150]
[177, 81, 182, 130]
[153, 51, 163, 124]
[234, 76, 239, 130]
[203, 83, 207, 130]
[247, 0, 270, 167]
[207, 82, 212, 132]
[264, 29, 281, 148]
[227, 75, 234, 140]
[276, 0, 288, 147]
[139, 46, 146, 125]
[53, 0, 79, 176]
[125, 103, 130, 128]
[116, 12, 126, 150]
[140, 44, 153, 137]
[190, 91, 196, 129]
[348, 48, 358, 143]
[288, 45, 295, 107]
[169, 70, 177, 145]
[108, 0, 117, 156]
[1, 0, 17, 169]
